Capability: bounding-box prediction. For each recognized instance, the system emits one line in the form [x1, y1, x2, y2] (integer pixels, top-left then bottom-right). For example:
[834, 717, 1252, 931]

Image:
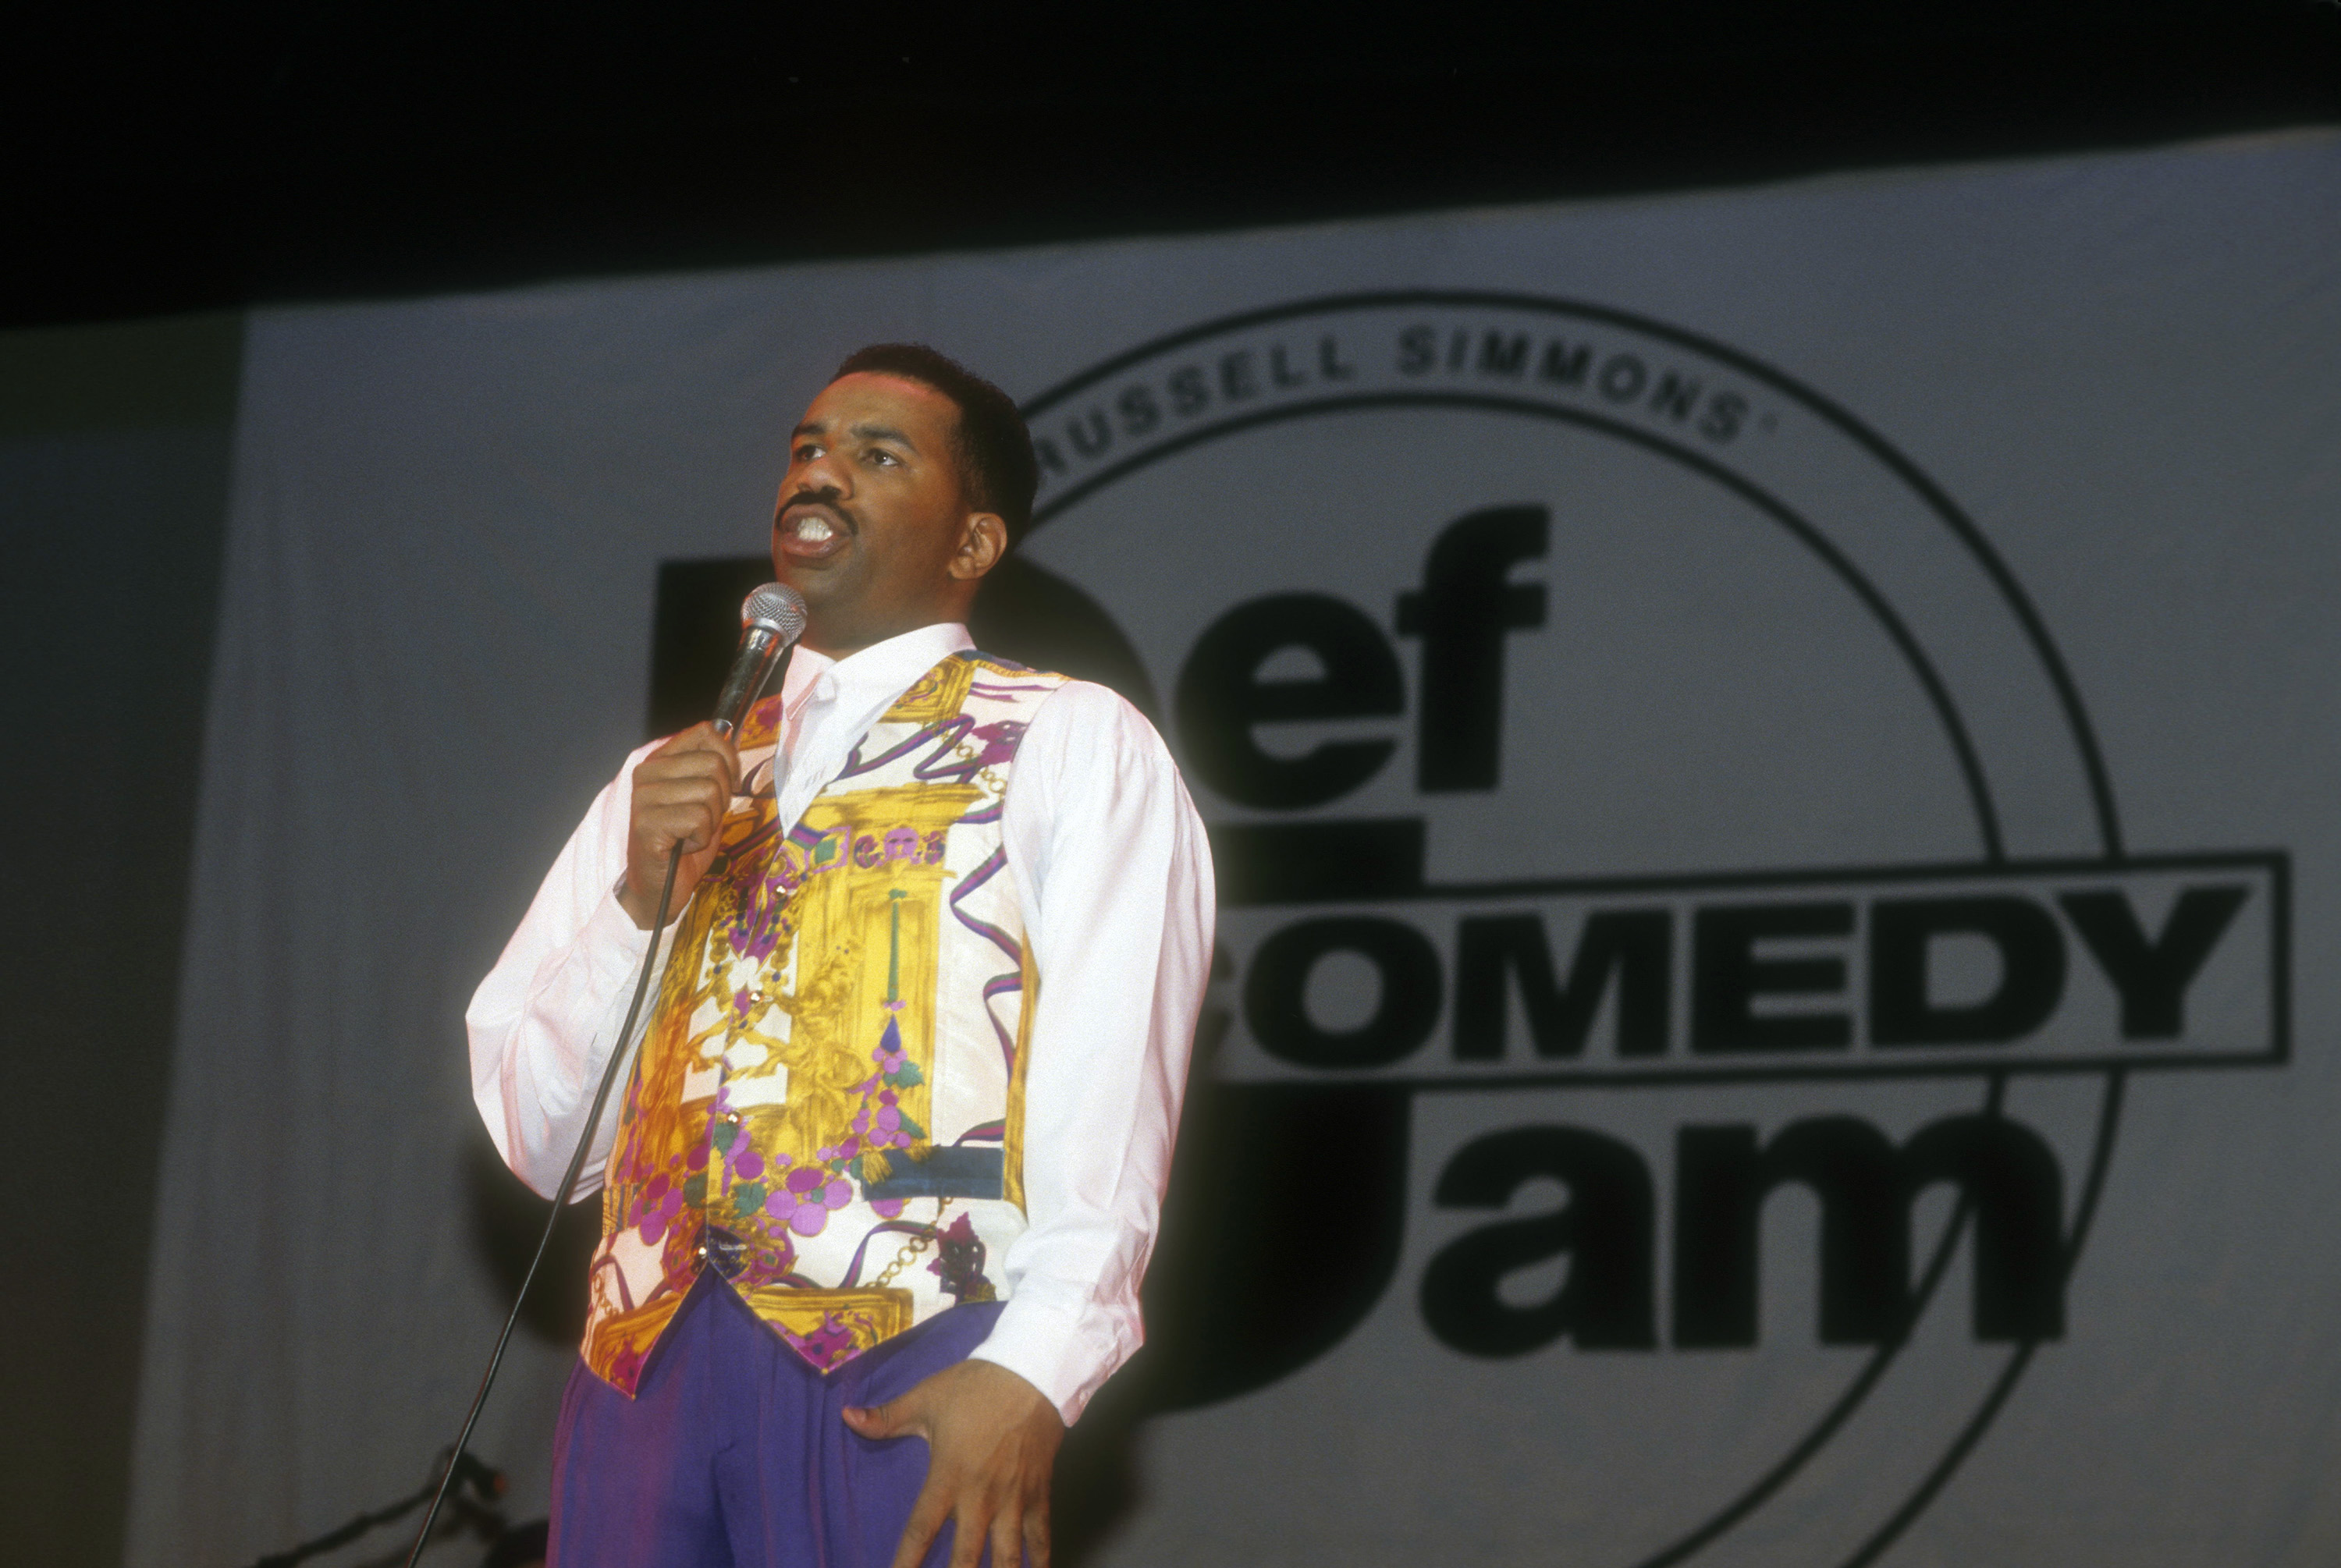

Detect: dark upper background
[0, 5, 2335, 1567]
[5, 1, 2338, 329]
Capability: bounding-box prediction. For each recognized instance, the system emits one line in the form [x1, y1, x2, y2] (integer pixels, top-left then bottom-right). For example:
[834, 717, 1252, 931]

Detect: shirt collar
[777, 620, 976, 714]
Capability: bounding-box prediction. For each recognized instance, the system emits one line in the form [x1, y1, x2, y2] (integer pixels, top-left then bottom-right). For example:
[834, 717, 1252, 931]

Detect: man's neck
[802, 608, 970, 662]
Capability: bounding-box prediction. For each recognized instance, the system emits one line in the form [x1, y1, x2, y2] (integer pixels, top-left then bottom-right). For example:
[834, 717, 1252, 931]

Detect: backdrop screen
[132, 130, 2341, 1567]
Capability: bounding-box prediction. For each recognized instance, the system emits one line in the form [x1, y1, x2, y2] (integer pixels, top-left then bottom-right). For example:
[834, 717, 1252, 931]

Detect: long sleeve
[967, 681, 1217, 1425]
[466, 740, 676, 1201]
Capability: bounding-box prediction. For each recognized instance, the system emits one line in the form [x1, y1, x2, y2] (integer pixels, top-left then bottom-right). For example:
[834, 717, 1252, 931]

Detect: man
[468, 344, 1213, 1568]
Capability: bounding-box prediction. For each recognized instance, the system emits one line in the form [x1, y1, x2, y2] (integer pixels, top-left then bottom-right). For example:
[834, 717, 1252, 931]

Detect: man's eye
[794, 443, 821, 461]
[867, 449, 899, 467]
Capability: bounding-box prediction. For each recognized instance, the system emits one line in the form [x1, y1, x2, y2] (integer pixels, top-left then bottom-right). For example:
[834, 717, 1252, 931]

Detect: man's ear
[947, 513, 1009, 582]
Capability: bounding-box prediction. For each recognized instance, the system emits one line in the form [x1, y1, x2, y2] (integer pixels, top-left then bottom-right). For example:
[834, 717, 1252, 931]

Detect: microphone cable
[403, 595, 801, 1566]
[400, 842, 683, 1568]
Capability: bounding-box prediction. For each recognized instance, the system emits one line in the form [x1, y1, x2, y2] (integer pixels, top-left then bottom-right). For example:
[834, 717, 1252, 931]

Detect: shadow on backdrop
[466, 1130, 602, 1351]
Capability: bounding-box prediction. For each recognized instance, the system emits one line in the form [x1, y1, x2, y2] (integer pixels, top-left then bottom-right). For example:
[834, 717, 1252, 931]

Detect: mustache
[777, 488, 858, 533]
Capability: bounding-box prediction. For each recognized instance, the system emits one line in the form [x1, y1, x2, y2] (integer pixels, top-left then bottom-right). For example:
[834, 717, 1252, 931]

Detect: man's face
[771, 372, 1002, 654]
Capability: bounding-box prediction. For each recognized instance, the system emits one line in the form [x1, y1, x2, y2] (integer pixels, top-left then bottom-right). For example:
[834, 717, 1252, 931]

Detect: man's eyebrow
[848, 421, 918, 452]
[792, 420, 824, 440]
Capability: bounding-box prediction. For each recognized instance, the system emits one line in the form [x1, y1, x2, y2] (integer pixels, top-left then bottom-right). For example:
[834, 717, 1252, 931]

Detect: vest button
[702, 1226, 749, 1280]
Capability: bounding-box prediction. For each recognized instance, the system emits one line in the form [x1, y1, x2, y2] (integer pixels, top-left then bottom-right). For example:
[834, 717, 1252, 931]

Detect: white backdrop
[132, 129, 2341, 1566]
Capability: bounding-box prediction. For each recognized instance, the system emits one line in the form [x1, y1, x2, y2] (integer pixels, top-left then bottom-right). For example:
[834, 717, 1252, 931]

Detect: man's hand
[619, 722, 741, 929]
[841, 1359, 1065, 1568]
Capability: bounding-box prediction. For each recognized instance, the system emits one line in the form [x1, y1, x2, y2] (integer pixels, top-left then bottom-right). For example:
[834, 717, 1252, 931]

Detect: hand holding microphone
[619, 584, 807, 930]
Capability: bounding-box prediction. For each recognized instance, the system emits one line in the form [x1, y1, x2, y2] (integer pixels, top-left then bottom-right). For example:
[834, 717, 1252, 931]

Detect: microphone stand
[400, 845, 681, 1568]
[402, 642, 794, 1566]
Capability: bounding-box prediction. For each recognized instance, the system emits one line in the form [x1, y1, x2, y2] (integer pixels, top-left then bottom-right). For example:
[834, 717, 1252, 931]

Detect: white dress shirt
[467, 621, 1215, 1424]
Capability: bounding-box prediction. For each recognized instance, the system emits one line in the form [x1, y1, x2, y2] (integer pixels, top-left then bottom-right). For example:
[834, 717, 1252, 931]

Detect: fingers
[988, 1502, 1025, 1568]
[866, 1362, 1059, 1568]
[844, 1379, 932, 1442]
[947, 1496, 992, 1568]
[888, 1480, 954, 1568]
[670, 719, 743, 779]
[631, 781, 726, 857]
[620, 725, 746, 926]
[1023, 1489, 1051, 1568]
[636, 724, 741, 823]
[643, 722, 741, 790]
[840, 1394, 911, 1442]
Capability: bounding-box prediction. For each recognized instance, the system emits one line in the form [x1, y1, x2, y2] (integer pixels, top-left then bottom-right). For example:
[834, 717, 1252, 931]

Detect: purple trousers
[550, 1275, 1006, 1568]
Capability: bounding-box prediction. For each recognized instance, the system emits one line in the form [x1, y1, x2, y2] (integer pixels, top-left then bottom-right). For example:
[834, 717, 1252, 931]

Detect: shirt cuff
[966, 1280, 1140, 1428]
[577, 882, 660, 996]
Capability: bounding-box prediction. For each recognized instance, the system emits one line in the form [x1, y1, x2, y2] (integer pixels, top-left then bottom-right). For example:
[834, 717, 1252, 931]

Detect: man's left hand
[841, 1358, 1065, 1568]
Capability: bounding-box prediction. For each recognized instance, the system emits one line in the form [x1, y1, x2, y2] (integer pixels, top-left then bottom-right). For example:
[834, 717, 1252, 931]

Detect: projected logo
[1008, 294, 2288, 1565]
[646, 293, 2289, 1563]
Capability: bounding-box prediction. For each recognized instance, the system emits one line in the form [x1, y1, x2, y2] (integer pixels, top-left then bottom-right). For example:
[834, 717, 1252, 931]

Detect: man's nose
[792, 450, 852, 498]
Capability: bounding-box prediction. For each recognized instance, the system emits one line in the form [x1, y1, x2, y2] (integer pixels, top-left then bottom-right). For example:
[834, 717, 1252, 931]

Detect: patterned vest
[582, 651, 1067, 1395]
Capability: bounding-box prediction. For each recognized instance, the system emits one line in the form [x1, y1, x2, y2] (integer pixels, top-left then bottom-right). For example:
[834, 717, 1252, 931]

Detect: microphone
[709, 582, 808, 736]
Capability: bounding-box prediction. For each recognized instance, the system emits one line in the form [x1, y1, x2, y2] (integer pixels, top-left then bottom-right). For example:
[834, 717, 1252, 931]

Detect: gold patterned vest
[582, 651, 1067, 1395]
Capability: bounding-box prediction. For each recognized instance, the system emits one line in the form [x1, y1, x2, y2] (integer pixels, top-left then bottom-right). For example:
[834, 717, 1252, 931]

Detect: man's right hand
[619, 722, 741, 929]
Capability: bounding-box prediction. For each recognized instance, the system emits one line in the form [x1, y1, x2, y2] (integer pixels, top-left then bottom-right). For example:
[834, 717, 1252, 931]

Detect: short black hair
[831, 343, 1039, 551]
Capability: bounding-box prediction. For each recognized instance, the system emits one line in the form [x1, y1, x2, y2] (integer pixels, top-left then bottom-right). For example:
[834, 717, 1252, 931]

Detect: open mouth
[776, 504, 851, 561]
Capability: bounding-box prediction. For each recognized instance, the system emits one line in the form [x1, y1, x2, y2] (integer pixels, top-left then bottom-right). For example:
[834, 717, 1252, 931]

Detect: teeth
[792, 516, 835, 542]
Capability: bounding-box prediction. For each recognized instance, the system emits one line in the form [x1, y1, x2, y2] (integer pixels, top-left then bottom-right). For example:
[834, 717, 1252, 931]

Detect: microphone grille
[742, 582, 808, 640]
